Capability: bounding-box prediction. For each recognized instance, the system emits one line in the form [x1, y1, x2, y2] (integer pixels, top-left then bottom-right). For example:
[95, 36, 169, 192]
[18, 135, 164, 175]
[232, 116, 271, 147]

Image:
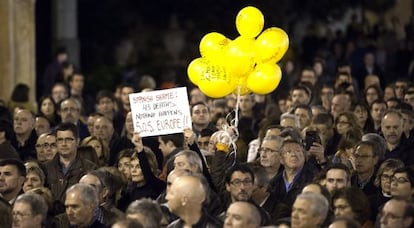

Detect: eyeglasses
[61, 107, 79, 113]
[281, 149, 303, 156]
[381, 174, 392, 181]
[380, 211, 404, 220]
[35, 143, 57, 148]
[258, 147, 279, 154]
[351, 154, 374, 160]
[230, 179, 253, 187]
[391, 177, 410, 184]
[12, 211, 32, 218]
[336, 121, 350, 125]
[56, 137, 75, 144]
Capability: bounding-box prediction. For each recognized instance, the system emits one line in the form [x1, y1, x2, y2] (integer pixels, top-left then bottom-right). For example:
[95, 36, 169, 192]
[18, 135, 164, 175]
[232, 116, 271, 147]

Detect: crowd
[1, 11, 414, 228]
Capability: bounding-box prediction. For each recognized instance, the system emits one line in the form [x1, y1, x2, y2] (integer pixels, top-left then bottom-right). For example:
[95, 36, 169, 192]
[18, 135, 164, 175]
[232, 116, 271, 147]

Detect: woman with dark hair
[364, 85, 383, 107]
[353, 102, 375, 133]
[81, 136, 110, 167]
[334, 111, 361, 136]
[332, 187, 373, 227]
[38, 95, 60, 127]
[8, 83, 36, 113]
[390, 166, 414, 201]
[117, 133, 165, 211]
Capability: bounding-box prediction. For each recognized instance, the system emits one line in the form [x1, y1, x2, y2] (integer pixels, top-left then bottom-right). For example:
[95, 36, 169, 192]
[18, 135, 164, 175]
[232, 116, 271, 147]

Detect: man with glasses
[350, 140, 380, 197]
[223, 164, 270, 226]
[35, 133, 57, 163]
[44, 123, 97, 204]
[11, 192, 48, 228]
[268, 139, 318, 210]
[58, 97, 88, 140]
[380, 198, 414, 228]
[258, 135, 283, 181]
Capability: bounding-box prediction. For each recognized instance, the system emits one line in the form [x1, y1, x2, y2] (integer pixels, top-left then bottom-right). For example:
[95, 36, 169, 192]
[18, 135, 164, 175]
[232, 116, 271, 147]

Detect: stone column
[0, 0, 36, 105]
[53, 0, 80, 66]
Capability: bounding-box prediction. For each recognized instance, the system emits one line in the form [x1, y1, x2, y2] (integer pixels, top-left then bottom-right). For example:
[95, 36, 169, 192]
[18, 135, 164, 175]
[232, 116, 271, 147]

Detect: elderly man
[55, 183, 104, 227]
[223, 201, 261, 228]
[59, 97, 88, 139]
[268, 139, 318, 209]
[0, 159, 26, 205]
[126, 198, 163, 228]
[258, 135, 283, 181]
[291, 192, 329, 228]
[11, 109, 37, 161]
[36, 133, 57, 163]
[12, 192, 48, 228]
[166, 175, 222, 227]
[380, 198, 414, 228]
[79, 171, 123, 226]
[381, 110, 413, 165]
[330, 93, 351, 119]
[173, 150, 203, 173]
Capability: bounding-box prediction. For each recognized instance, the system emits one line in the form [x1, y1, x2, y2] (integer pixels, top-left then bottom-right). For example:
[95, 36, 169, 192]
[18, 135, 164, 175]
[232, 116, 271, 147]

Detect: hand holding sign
[132, 132, 144, 152]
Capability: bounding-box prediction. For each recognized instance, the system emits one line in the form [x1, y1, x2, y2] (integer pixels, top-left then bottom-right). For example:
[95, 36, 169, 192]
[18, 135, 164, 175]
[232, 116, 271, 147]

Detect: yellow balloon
[224, 36, 255, 78]
[236, 6, 264, 38]
[254, 27, 289, 64]
[199, 32, 231, 59]
[233, 77, 251, 95]
[187, 58, 208, 85]
[198, 64, 236, 98]
[247, 63, 282, 95]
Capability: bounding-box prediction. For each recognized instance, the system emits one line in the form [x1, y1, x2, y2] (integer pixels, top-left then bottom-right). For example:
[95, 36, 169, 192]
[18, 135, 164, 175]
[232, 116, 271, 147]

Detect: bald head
[224, 201, 261, 228]
[174, 176, 205, 203]
[166, 175, 206, 216]
[331, 94, 351, 119]
[13, 109, 35, 135]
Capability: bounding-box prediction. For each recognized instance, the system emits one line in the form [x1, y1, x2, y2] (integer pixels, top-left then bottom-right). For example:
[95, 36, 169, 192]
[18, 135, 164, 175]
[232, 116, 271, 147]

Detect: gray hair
[296, 192, 329, 224]
[66, 183, 98, 208]
[15, 192, 48, 221]
[262, 135, 284, 151]
[127, 198, 162, 228]
[362, 133, 386, 160]
[280, 113, 300, 128]
[174, 150, 203, 172]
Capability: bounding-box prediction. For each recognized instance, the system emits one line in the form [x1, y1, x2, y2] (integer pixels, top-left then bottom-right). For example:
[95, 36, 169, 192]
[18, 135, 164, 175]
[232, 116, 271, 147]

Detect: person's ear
[225, 183, 231, 192]
[18, 176, 25, 186]
[403, 217, 413, 228]
[33, 214, 43, 225]
[101, 187, 110, 200]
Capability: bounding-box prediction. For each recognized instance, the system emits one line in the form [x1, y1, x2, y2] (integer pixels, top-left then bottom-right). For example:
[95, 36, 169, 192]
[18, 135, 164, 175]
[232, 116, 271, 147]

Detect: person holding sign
[118, 132, 165, 211]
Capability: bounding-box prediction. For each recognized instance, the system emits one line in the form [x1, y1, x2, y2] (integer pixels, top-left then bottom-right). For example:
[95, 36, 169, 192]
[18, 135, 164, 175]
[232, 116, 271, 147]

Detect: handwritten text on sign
[129, 87, 192, 137]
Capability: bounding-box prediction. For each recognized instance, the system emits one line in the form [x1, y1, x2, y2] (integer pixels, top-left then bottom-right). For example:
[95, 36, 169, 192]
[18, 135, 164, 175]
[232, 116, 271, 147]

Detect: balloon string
[234, 85, 241, 128]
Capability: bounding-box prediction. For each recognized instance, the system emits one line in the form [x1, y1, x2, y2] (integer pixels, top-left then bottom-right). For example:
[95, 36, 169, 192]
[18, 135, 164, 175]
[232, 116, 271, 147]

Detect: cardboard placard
[129, 87, 192, 137]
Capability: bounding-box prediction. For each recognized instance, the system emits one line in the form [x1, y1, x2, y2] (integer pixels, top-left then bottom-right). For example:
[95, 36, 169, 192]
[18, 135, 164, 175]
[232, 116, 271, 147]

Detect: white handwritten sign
[129, 87, 192, 137]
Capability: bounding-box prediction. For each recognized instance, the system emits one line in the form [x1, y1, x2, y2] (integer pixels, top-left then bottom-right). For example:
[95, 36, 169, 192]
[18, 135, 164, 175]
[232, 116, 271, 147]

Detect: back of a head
[126, 198, 162, 228]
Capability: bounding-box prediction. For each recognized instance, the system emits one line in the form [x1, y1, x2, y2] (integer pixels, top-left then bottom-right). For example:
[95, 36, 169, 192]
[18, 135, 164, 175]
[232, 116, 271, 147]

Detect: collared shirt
[282, 168, 303, 192]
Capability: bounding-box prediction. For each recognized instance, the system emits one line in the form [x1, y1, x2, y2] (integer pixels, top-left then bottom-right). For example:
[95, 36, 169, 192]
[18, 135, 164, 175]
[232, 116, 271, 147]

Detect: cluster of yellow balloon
[187, 6, 289, 98]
